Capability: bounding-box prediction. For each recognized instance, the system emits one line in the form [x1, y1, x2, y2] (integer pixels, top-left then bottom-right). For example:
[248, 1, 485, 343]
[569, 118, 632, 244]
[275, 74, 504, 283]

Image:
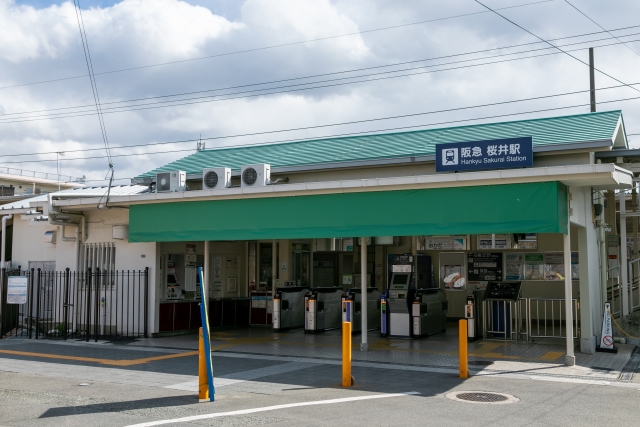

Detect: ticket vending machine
[304, 287, 343, 333]
[388, 272, 414, 337]
[341, 288, 381, 333]
[273, 286, 309, 332]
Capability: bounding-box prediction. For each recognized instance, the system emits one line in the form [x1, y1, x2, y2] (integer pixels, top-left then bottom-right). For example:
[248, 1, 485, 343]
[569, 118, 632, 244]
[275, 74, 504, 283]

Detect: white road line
[125, 392, 420, 427]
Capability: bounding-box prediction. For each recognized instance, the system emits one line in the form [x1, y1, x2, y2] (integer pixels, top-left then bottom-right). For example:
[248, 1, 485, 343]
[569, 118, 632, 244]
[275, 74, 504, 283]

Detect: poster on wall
[343, 238, 353, 252]
[571, 252, 579, 280]
[513, 233, 538, 250]
[439, 252, 466, 291]
[505, 253, 525, 280]
[544, 252, 564, 281]
[467, 253, 503, 282]
[524, 253, 544, 280]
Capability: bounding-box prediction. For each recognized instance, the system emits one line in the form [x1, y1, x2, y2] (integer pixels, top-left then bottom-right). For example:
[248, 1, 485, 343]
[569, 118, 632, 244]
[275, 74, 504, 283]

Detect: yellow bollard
[198, 327, 209, 400]
[459, 319, 469, 379]
[342, 321, 353, 386]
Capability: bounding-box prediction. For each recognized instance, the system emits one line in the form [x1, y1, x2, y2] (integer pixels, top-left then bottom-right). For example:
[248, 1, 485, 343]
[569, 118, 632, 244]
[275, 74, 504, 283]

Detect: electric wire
[3, 94, 639, 168]
[3, 35, 640, 125]
[0, 0, 554, 91]
[0, 83, 635, 160]
[3, 27, 640, 122]
[563, 0, 640, 58]
[5, 24, 639, 119]
[475, 0, 640, 95]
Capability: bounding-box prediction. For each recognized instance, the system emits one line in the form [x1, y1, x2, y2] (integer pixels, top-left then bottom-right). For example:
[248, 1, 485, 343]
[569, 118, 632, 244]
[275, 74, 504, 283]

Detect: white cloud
[0, 0, 639, 185]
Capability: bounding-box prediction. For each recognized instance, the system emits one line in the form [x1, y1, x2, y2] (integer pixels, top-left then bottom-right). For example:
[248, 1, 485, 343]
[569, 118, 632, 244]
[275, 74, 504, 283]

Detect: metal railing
[527, 298, 580, 339]
[482, 298, 579, 341]
[627, 259, 640, 313]
[482, 299, 528, 342]
[1, 267, 148, 341]
[607, 265, 622, 318]
[0, 167, 85, 184]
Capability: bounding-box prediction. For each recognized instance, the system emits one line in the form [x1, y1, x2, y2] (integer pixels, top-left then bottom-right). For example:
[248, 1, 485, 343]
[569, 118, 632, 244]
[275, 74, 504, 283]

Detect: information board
[505, 253, 525, 280]
[7, 276, 28, 304]
[524, 253, 544, 280]
[436, 136, 533, 172]
[467, 252, 503, 282]
[544, 252, 564, 281]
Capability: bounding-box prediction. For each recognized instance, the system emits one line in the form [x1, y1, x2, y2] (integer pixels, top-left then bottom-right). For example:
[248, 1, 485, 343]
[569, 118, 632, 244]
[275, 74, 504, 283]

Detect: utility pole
[589, 47, 596, 112]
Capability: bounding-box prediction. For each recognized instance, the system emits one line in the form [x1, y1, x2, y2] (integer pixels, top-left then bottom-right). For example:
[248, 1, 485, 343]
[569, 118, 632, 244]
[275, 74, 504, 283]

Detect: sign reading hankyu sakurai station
[436, 136, 533, 172]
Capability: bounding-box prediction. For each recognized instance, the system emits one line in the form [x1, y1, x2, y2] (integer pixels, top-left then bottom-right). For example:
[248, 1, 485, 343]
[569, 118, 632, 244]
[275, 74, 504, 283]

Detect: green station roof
[136, 110, 625, 178]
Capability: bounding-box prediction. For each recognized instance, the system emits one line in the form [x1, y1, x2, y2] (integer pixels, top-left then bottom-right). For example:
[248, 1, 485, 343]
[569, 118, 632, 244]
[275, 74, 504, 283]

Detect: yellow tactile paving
[0, 349, 198, 366]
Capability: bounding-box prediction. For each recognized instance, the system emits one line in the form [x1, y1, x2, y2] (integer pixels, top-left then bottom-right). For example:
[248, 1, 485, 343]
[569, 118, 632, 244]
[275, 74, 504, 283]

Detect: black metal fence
[0, 268, 148, 341]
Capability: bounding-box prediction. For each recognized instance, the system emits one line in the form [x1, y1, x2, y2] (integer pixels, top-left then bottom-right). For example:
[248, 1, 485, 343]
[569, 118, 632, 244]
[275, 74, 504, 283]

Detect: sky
[1, 0, 640, 185]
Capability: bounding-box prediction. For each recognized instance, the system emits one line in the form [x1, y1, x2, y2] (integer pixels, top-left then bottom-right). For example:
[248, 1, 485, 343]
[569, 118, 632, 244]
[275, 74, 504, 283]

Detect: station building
[2, 110, 637, 364]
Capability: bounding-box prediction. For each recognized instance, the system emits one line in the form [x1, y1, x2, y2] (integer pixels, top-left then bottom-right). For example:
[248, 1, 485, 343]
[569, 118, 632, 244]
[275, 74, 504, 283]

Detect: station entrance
[134, 181, 593, 365]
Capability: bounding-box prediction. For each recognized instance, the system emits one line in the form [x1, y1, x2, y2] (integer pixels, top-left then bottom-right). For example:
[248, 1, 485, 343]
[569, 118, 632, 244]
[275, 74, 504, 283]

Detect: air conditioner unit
[155, 170, 186, 193]
[241, 164, 270, 188]
[202, 167, 231, 190]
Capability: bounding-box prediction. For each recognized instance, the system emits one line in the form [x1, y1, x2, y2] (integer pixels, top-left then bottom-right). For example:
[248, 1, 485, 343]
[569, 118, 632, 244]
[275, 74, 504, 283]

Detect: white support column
[361, 236, 368, 351]
[564, 224, 575, 366]
[619, 191, 630, 316]
[272, 240, 277, 295]
[204, 241, 210, 299]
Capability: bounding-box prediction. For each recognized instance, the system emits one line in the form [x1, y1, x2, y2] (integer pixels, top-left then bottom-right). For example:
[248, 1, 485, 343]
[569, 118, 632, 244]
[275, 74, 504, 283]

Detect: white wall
[11, 215, 58, 270]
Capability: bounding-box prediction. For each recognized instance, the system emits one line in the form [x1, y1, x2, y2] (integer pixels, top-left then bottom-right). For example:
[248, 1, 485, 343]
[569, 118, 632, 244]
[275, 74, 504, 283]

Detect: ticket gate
[304, 287, 343, 332]
[388, 272, 414, 337]
[465, 290, 484, 341]
[273, 286, 310, 332]
[341, 287, 381, 333]
[412, 289, 447, 337]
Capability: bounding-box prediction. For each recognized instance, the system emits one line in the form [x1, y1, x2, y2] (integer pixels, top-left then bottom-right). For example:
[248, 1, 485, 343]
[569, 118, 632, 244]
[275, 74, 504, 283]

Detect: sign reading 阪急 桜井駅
[436, 136, 533, 172]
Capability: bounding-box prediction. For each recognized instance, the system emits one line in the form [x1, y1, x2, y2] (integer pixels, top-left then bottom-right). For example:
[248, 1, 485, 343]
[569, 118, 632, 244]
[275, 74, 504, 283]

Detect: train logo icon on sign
[443, 148, 458, 165]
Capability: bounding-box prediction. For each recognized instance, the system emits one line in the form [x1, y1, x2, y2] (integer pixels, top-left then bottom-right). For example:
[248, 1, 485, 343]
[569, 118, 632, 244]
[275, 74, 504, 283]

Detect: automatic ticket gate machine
[304, 287, 343, 332]
[412, 289, 448, 337]
[341, 287, 381, 333]
[273, 286, 310, 332]
[387, 272, 414, 337]
[465, 288, 485, 341]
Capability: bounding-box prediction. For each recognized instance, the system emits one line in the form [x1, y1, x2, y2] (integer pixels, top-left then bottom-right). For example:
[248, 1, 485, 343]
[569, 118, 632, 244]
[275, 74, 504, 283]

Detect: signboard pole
[197, 266, 215, 402]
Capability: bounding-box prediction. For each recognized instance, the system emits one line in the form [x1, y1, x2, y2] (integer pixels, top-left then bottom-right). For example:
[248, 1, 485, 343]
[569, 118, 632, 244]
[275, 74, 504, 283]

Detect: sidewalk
[125, 325, 639, 383]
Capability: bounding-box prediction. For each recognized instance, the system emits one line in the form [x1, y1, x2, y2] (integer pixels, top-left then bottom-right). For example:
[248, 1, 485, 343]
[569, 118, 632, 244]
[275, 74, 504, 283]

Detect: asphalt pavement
[0, 338, 638, 427]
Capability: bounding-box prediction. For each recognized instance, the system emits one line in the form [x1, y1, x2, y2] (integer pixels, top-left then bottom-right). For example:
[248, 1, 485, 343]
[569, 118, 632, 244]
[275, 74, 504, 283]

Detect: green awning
[128, 181, 568, 242]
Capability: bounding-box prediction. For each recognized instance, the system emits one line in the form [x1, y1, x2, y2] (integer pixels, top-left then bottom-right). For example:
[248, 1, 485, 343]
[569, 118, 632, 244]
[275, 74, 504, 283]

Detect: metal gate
[0, 267, 149, 341]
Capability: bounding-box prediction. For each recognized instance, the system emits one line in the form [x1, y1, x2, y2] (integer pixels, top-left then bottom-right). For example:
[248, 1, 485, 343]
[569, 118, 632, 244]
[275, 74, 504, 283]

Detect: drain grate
[445, 391, 519, 404]
[456, 392, 508, 403]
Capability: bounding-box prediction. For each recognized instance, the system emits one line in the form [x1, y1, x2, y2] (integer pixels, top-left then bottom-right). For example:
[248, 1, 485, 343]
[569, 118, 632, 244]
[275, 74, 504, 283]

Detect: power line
[72, 0, 112, 167]
[475, 0, 640, 95]
[0, 0, 554, 91]
[0, 83, 635, 159]
[4, 27, 640, 121]
[563, 0, 640, 58]
[3, 36, 639, 126]
[2, 95, 638, 167]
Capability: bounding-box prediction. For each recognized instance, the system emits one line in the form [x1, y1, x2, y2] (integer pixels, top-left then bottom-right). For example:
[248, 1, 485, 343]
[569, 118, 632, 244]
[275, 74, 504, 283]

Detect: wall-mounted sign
[7, 276, 27, 304]
[467, 252, 503, 282]
[421, 237, 467, 251]
[436, 136, 533, 172]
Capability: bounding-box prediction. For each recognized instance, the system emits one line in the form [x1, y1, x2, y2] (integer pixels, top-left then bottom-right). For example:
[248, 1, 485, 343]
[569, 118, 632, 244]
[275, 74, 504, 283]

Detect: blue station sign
[435, 136, 533, 172]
